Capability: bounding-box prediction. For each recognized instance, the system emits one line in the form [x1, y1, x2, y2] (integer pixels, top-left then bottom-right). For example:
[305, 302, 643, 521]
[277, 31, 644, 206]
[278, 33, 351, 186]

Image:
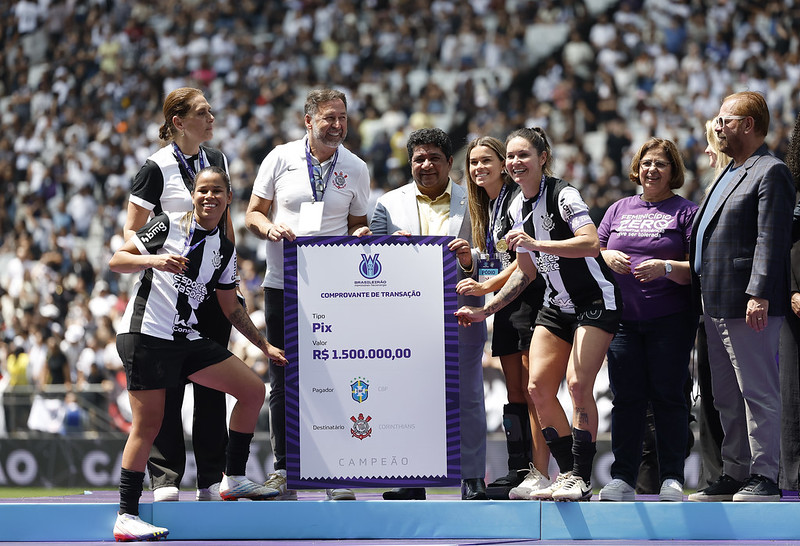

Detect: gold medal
[496, 239, 508, 252]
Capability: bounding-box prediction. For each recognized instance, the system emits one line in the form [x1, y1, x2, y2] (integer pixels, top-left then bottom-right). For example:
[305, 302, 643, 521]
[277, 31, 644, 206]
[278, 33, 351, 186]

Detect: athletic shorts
[536, 303, 621, 344]
[490, 275, 545, 357]
[116, 333, 233, 391]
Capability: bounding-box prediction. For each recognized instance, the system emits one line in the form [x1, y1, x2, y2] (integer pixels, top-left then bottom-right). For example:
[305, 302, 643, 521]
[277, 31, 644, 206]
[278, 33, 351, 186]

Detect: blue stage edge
[1, 492, 799, 542]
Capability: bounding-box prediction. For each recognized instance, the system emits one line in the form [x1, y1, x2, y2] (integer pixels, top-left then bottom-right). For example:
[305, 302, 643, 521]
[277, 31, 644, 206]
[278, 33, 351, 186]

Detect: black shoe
[687, 474, 744, 502]
[732, 474, 781, 502]
[488, 468, 528, 488]
[382, 487, 426, 500]
[461, 478, 487, 500]
[486, 469, 528, 499]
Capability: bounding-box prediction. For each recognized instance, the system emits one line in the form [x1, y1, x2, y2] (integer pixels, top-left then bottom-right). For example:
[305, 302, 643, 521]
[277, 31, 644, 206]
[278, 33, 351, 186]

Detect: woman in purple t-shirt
[597, 138, 699, 502]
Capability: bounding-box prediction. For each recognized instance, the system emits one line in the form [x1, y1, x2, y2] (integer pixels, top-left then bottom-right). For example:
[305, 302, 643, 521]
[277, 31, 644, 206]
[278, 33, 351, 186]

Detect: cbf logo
[332, 171, 348, 189]
[350, 413, 372, 440]
[359, 254, 382, 279]
[351, 377, 369, 403]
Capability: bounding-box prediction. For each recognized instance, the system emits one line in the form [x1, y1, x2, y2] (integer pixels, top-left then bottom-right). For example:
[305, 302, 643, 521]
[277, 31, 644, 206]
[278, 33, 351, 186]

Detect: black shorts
[116, 333, 233, 391]
[536, 303, 621, 344]
[491, 278, 545, 356]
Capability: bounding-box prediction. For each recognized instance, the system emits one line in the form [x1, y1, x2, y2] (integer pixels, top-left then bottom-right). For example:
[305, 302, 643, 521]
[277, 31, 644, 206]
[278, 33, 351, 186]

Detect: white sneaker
[219, 474, 280, 501]
[599, 478, 635, 501]
[326, 488, 356, 500]
[659, 478, 684, 502]
[529, 471, 572, 500]
[551, 475, 592, 502]
[508, 464, 552, 500]
[113, 513, 169, 542]
[264, 469, 298, 500]
[196, 482, 222, 501]
[152, 486, 179, 502]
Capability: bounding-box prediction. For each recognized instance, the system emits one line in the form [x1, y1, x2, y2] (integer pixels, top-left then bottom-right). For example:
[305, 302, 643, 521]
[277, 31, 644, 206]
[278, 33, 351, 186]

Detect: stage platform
[1, 490, 799, 542]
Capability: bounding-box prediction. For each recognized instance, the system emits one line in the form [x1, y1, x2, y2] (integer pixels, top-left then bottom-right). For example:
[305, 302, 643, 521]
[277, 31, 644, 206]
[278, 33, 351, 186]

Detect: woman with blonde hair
[704, 119, 732, 180]
[695, 119, 730, 490]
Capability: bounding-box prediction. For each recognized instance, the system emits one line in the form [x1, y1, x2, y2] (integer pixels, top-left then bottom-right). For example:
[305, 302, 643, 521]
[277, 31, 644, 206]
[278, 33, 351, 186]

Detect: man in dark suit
[688, 91, 796, 502]
[371, 128, 488, 500]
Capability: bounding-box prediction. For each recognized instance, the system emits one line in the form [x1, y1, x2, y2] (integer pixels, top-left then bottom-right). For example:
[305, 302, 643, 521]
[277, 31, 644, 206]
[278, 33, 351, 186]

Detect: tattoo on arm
[227, 305, 270, 353]
[484, 267, 533, 316]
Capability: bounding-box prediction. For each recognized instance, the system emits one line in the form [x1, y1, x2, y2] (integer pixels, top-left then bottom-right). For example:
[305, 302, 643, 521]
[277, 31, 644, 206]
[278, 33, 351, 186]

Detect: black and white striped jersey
[129, 144, 229, 216]
[509, 177, 620, 314]
[117, 211, 238, 341]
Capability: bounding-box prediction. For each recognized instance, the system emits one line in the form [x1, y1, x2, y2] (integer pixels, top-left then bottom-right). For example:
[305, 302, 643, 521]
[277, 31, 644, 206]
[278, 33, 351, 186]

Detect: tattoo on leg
[575, 408, 589, 428]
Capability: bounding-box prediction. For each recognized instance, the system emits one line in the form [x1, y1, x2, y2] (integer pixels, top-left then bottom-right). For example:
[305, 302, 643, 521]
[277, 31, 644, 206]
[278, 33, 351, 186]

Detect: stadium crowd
[1, 0, 800, 437]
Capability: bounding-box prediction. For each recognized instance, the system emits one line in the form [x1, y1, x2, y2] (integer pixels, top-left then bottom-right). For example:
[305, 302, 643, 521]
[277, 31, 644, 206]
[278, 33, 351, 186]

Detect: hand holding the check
[266, 222, 296, 242]
[449, 237, 473, 270]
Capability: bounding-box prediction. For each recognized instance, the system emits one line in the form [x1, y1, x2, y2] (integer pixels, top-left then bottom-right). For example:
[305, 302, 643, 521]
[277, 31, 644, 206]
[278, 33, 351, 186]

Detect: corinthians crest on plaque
[350, 413, 372, 440]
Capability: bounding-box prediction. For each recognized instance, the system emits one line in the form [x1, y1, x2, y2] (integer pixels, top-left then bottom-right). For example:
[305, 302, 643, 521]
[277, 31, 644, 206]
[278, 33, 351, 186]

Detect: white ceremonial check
[283, 235, 461, 488]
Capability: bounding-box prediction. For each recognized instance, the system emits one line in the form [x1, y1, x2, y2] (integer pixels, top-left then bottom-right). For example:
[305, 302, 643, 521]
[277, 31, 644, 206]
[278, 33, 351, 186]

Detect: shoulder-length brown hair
[628, 137, 686, 189]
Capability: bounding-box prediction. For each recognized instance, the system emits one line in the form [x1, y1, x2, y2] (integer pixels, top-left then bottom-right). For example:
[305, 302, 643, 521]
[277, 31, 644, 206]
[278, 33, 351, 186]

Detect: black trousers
[695, 318, 724, 488]
[264, 288, 286, 471]
[147, 292, 230, 490]
[780, 308, 800, 491]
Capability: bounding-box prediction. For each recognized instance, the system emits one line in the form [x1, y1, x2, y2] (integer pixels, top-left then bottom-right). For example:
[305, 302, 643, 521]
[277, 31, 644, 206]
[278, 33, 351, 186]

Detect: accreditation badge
[477, 255, 501, 283]
[299, 201, 325, 234]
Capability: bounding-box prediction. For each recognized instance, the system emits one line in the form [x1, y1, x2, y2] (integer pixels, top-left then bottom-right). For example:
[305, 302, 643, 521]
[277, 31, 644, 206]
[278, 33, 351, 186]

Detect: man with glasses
[245, 89, 371, 501]
[688, 91, 795, 502]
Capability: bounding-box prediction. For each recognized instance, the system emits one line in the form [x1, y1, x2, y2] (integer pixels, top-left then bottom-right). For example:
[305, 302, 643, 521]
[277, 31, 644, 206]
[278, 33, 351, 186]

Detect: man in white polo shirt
[245, 89, 371, 501]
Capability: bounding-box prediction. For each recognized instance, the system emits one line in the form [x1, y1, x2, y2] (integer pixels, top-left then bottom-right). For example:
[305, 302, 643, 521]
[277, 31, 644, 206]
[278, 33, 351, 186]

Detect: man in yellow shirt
[371, 128, 488, 500]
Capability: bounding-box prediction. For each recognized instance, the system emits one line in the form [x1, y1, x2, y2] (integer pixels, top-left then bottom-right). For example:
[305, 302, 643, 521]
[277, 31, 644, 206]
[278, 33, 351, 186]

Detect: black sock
[572, 427, 596, 482]
[503, 403, 531, 472]
[225, 429, 254, 476]
[119, 468, 145, 516]
[542, 426, 573, 474]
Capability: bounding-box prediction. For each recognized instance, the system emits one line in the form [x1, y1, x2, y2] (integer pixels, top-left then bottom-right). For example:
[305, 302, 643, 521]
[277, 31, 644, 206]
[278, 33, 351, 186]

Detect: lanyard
[305, 138, 339, 202]
[485, 183, 509, 254]
[173, 142, 205, 181]
[182, 217, 214, 257]
[514, 175, 546, 230]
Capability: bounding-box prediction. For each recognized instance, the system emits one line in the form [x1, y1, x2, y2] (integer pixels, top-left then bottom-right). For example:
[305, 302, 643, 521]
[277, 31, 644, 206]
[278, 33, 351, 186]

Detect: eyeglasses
[312, 164, 325, 198]
[714, 115, 747, 128]
[640, 160, 670, 170]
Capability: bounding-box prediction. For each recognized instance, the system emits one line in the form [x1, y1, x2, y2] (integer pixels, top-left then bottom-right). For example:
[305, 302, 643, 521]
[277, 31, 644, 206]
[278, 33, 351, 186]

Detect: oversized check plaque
[283, 235, 461, 488]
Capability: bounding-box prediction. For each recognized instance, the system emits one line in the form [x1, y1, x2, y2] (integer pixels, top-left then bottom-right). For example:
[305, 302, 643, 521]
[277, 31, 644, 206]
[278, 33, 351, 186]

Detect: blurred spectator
[1, 338, 31, 433]
[43, 334, 70, 386]
[60, 391, 87, 435]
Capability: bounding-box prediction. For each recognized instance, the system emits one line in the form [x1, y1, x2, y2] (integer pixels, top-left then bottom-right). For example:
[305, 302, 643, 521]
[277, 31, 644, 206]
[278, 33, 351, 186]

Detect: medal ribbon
[485, 183, 509, 254]
[173, 142, 205, 182]
[182, 216, 216, 257]
[512, 174, 546, 230]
